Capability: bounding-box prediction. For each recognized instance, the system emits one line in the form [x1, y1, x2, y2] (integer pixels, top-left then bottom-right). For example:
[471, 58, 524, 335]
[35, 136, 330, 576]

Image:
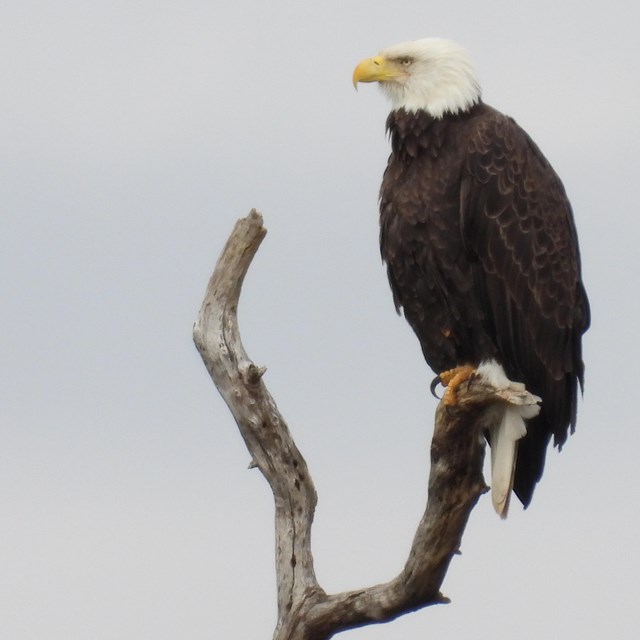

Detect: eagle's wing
[460, 110, 590, 504]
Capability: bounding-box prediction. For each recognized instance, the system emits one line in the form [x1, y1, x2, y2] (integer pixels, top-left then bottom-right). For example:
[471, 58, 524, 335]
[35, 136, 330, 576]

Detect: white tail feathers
[476, 359, 539, 518]
[490, 405, 527, 519]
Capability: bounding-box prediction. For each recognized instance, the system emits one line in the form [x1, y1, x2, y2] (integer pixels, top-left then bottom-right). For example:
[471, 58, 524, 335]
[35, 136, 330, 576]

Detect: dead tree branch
[193, 210, 540, 640]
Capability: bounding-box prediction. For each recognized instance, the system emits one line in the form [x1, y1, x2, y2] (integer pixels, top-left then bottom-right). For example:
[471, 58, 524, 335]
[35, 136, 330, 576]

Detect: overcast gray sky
[2, 1, 639, 638]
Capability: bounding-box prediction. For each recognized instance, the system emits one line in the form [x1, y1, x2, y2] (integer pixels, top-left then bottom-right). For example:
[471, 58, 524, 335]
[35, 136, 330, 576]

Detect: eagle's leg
[440, 364, 477, 406]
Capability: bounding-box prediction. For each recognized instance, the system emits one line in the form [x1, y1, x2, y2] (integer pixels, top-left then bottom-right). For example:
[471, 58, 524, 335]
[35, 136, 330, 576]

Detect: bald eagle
[353, 39, 590, 516]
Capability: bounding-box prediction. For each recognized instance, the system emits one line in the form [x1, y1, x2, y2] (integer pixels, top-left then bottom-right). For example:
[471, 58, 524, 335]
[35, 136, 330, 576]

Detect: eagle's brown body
[380, 103, 590, 505]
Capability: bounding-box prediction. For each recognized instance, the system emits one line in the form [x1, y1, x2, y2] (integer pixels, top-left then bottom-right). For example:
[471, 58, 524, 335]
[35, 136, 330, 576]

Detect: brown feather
[380, 103, 590, 506]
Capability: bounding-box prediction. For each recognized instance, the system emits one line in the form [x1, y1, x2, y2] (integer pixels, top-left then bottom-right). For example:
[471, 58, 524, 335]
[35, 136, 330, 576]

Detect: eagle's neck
[386, 105, 481, 157]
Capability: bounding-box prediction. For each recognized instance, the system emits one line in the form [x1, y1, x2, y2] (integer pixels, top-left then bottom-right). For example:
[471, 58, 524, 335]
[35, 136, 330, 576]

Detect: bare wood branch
[193, 211, 540, 639]
[193, 210, 322, 628]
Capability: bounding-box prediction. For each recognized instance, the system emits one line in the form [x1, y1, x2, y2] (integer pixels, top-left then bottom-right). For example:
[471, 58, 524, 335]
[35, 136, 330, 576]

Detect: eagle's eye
[399, 57, 413, 67]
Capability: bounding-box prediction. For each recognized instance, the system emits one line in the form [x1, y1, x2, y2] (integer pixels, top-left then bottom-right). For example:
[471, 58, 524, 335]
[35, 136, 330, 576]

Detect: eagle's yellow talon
[440, 365, 477, 405]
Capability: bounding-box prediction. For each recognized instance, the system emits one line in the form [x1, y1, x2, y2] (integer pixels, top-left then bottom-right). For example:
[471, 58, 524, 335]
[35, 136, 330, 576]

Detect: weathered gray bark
[193, 210, 539, 639]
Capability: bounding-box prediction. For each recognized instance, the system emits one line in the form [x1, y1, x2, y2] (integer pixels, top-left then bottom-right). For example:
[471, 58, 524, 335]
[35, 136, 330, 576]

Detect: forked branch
[193, 210, 539, 640]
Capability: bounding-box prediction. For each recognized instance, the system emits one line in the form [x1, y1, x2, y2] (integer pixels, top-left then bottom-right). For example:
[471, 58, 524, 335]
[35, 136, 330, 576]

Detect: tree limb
[193, 210, 540, 639]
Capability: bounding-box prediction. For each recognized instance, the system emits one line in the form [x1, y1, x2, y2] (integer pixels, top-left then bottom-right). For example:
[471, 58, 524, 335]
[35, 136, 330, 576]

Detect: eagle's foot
[440, 364, 477, 406]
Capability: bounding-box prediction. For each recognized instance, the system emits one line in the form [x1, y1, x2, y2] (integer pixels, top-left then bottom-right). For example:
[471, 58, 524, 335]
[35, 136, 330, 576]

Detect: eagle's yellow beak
[352, 55, 403, 89]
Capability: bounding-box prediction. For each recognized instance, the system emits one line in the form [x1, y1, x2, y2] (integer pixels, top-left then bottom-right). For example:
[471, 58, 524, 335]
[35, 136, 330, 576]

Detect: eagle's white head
[353, 38, 481, 118]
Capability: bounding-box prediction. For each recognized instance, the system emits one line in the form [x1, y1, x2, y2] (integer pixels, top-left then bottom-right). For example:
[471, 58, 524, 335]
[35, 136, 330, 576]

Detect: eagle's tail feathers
[490, 405, 527, 518]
